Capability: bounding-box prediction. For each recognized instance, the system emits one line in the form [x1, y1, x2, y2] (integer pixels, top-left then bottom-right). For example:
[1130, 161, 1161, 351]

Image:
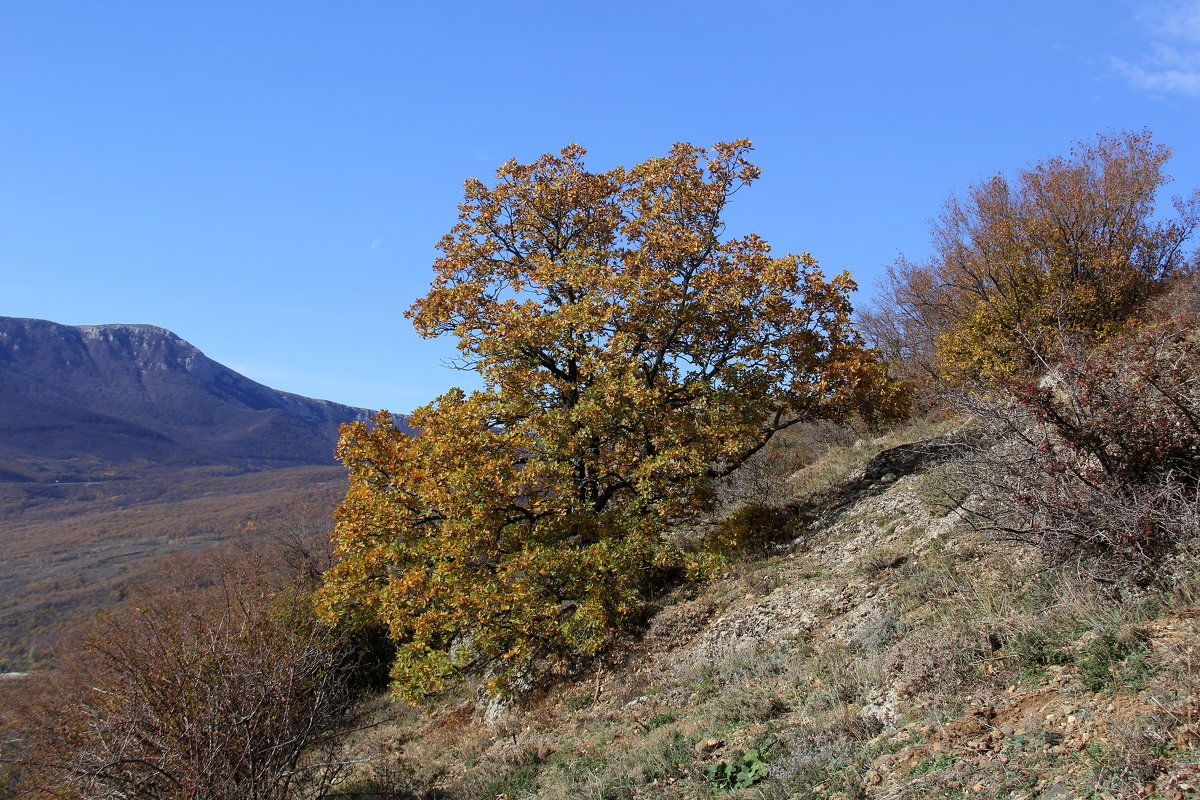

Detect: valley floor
[0, 465, 346, 667]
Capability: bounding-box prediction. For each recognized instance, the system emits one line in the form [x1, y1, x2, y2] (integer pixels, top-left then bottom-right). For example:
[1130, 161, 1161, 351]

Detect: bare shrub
[958, 320, 1200, 581]
[1, 563, 362, 800]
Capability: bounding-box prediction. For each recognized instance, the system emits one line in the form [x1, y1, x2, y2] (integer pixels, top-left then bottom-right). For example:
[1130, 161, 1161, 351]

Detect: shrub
[1, 565, 361, 800]
[960, 320, 1200, 580]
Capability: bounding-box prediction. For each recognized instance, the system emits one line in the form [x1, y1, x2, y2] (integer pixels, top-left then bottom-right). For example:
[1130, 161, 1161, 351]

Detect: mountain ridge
[0, 315, 400, 666]
[0, 316, 387, 481]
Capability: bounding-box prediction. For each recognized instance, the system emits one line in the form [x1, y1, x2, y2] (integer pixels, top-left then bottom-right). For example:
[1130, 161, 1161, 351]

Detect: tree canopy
[859, 130, 1198, 387]
[316, 141, 904, 698]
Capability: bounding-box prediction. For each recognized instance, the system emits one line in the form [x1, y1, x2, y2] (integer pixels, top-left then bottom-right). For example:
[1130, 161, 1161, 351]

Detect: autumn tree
[859, 130, 1198, 388]
[316, 141, 905, 698]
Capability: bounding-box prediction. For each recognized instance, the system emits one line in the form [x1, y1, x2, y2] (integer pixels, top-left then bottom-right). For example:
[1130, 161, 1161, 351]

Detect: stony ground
[335, 424, 1200, 800]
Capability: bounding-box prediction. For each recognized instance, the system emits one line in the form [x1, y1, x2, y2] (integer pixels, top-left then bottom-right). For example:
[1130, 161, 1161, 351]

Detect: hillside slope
[337, 424, 1200, 799]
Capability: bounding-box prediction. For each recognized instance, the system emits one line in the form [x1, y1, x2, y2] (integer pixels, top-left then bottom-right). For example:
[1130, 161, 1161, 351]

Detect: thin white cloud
[1115, 0, 1200, 96]
[371, 237, 384, 252]
[1148, 1, 1200, 38]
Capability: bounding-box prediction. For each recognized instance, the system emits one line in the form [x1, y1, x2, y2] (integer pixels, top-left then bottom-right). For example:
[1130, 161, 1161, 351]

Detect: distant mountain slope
[0, 317, 382, 480]
[0, 316, 405, 667]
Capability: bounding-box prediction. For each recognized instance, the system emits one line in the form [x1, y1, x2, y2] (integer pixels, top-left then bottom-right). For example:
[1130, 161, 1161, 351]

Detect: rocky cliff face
[0, 317, 384, 479]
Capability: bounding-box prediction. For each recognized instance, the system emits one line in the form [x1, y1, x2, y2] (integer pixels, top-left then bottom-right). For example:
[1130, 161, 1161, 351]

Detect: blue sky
[4, 1, 1200, 413]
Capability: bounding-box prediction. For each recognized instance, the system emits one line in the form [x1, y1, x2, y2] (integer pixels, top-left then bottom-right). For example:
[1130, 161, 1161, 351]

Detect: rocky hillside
[333, 421, 1200, 799]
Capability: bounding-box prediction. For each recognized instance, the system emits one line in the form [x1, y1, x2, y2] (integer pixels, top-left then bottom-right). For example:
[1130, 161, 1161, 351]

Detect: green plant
[483, 762, 541, 799]
[566, 691, 594, 711]
[1008, 627, 1074, 672]
[1078, 628, 1152, 692]
[858, 546, 910, 576]
[704, 748, 770, 790]
[692, 674, 721, 703]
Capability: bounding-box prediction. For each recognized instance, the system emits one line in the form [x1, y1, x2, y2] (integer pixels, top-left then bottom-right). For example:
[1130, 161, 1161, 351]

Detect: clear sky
[4, 1, 1200, 413]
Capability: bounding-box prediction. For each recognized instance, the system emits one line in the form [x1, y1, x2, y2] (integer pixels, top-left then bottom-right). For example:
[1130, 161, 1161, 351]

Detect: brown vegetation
[312, 132, 1200, 798]
[0, 512, 383, 800]
[0, 465, 346, 669]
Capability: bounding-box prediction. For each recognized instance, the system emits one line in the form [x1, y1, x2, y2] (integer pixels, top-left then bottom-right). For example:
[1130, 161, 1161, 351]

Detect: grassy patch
[910, 751, 958, 776]
[483, 761, 541, 799]
[1077, 628, 1152, 692]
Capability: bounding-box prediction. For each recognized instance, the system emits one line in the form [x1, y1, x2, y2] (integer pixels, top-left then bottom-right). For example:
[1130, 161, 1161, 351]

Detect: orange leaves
[318, 141, 903, 700]
[862, 130, 1198, 389]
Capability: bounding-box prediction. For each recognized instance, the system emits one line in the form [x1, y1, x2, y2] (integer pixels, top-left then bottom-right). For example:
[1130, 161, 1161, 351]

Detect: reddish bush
[962, 320, 1200, 580]
[0, 564, 362, 800]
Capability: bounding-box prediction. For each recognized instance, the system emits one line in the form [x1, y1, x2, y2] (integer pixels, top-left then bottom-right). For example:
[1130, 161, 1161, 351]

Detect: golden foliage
[316, 141, 905, 698]
[859, 130, 1198, 388]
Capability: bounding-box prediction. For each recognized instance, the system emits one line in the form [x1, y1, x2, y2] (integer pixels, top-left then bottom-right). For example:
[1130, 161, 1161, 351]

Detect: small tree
[317, 141, 905, 698]
[859, 130, 1198, 389]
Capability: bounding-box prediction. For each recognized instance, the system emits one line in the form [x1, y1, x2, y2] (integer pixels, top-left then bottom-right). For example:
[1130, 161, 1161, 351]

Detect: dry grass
[162, 415, 1200, 800]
